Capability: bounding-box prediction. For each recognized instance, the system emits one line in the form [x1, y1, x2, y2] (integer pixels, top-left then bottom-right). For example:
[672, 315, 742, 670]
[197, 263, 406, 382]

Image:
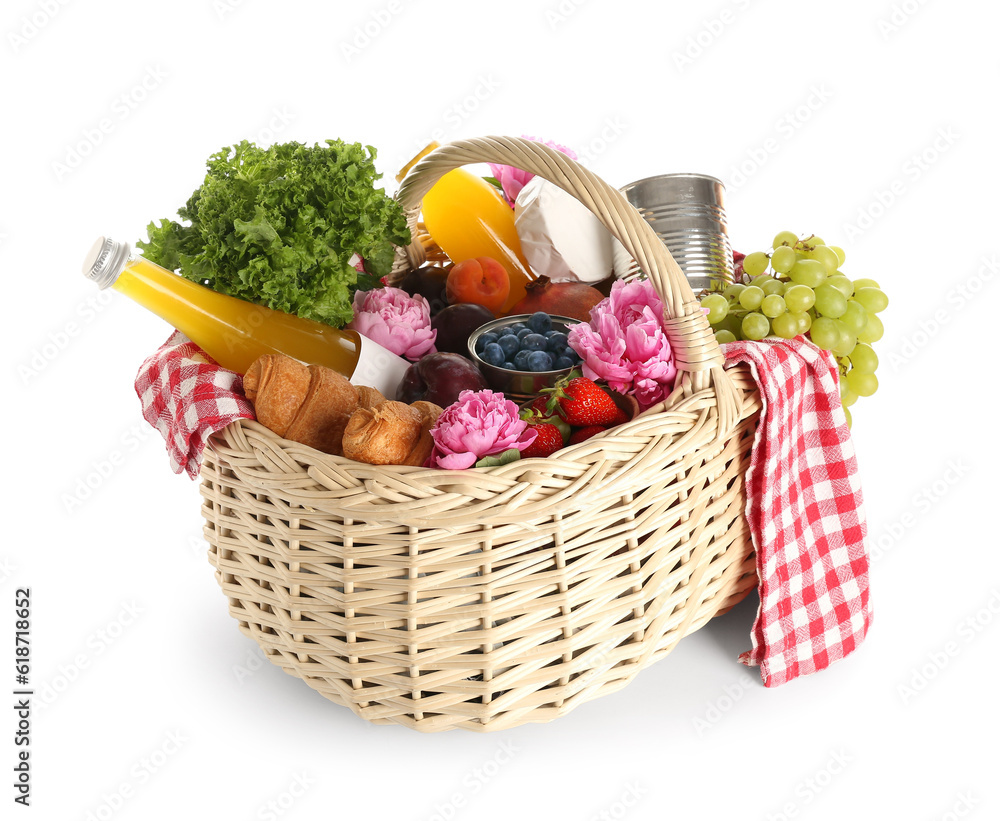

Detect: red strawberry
[568, 425, 606, 445]
[610, 407, 629, 426]
[547, 377, 620, 427]
[520, 422, 565, 458]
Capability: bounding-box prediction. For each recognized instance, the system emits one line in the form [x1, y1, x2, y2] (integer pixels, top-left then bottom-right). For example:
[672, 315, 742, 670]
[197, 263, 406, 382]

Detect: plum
[398, 265, 450, 316]
[431, 303, 495, 356]
[396, 352, 489, 407]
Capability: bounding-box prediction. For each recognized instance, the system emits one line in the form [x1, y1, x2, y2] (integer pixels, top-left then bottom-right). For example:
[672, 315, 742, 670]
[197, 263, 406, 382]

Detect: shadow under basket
[197, 136, 763, 732]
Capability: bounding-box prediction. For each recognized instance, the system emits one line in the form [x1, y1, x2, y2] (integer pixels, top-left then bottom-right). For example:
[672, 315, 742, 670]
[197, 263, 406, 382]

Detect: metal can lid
[82, 236, 131, 289]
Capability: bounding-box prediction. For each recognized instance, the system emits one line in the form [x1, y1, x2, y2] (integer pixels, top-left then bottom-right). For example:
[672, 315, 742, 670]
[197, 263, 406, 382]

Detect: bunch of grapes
[700, 232, 888, 426]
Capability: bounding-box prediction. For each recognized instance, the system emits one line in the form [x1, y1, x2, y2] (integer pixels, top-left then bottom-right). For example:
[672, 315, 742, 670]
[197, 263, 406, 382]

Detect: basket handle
[394, 136, 737, 419]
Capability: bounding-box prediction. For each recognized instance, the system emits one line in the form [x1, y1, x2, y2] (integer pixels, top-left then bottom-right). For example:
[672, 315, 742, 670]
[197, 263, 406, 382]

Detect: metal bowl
[467, 314, 583, 400]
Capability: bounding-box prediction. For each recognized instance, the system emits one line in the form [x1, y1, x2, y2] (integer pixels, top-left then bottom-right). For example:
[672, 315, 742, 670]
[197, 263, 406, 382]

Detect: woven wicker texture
[200, 136, 761, 732]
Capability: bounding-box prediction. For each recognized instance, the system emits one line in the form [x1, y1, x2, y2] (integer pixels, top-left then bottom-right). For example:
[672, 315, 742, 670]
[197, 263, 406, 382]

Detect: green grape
[810, 317, 840, 350]
[840, 300, 868, 334]
[771, 245, 797, 274]
[789, 259, 827, 288]
[761, 294, 787, 318]
[773, 230, 798, 249]
[743, 251, 769, 276]
[832, 323, 857, 357]
[849, 342, 878, 373]
[854, 287, 889, 313]
[809, 245, 841, 273]
[701, 293, 729, 324]
[783, 284, 816, 313]
[761, 277, 785, 296]
[771, 312, 800, 339]
[840, 383, 859, 408]
[750, 274, 774, 289]
[799, 234, 825, 248]
[742, 312, 770, 340]
[846, 369, 878, 397]
[844, 406, 853, 428]
[830, 245, 847, 266]
[826, 274, 854, 297]
[723, 282, 747, 300]
[714, 312, 742, 338]
[739, 285, 765, 310]
[852, 278, 880, 291]
[791, 311, 812, 333]
[857, 312, 884, 343]
[814, 283, 848, 318]
[715, 329, 737, 344]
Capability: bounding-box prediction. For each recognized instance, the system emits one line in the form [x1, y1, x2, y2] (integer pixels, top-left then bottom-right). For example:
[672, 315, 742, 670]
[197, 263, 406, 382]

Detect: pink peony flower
[567, 278, 678, 410]
[488, 136, 579, 208]
[428, 390, 537, 470]
[347, 286, 437, 361]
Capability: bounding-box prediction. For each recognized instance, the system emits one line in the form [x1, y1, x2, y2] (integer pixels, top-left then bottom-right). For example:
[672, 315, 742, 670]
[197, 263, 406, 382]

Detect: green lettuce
[137, 139, 409, 328]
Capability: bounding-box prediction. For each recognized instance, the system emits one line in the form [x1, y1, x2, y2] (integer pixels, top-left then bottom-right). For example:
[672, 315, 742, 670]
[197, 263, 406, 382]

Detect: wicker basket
[199, 136, 762, 732]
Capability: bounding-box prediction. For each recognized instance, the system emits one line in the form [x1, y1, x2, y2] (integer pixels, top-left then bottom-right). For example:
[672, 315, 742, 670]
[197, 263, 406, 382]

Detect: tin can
[613, 173, 734, 293]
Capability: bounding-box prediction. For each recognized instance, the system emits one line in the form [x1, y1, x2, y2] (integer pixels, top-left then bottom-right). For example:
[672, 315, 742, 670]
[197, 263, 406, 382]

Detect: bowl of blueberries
[468, 311, 584, 399]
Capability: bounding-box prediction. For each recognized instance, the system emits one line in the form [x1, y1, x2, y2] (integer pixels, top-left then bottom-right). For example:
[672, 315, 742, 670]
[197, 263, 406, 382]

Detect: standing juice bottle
[399, 143, 535, 313]
[81, 236, 410, 396]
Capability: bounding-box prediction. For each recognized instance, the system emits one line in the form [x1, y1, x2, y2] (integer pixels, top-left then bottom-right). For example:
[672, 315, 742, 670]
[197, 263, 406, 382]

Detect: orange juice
[400, 143, 535, 313]
[82, 237, 410, 394]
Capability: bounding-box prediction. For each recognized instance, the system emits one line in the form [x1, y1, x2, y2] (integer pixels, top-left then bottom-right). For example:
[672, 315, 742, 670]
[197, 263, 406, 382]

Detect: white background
[4, 0, 998, 819]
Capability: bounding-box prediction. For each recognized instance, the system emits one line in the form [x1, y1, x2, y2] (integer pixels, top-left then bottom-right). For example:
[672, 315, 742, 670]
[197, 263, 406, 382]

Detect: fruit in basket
[431, 303, 495, 356]
[519, 421, 565, 458]
[446, 257, 510, 313]
[396, 352, 489, 407]
[505, 276, 604, 321]
[700, 234, 889, 424]
[399, 265, 451, 316]
[544, 375, 622, 427]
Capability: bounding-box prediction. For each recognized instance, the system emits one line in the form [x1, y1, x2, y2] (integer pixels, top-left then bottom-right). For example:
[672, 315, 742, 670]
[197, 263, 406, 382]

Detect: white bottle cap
[83, 236, 131, 289]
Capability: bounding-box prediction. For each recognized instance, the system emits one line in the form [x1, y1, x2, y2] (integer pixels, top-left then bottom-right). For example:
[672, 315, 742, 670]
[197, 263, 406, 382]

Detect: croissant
[243, 354, 359, 455]
[402, 401, 444, 466]
[342, 401, 424, 465]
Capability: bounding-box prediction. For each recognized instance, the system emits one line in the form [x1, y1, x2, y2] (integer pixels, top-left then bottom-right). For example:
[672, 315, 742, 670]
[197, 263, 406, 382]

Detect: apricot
[445, 256, 510, 314]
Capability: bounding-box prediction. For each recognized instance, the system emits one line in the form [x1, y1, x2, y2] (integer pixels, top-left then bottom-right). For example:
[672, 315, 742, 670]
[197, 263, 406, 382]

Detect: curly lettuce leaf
[137, 139, 409, 328]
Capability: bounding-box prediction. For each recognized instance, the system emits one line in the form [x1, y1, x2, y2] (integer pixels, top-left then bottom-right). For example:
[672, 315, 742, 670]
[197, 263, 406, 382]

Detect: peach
[445, 257, 510, 314]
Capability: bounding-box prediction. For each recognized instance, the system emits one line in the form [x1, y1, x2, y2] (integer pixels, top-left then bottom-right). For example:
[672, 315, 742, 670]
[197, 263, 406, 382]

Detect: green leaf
[137, 139, 411, 328]
[474, 449, 522, 468]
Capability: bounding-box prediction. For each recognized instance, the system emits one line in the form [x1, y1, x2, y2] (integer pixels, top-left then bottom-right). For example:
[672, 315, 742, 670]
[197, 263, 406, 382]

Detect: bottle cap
[82, 236, 131, 289]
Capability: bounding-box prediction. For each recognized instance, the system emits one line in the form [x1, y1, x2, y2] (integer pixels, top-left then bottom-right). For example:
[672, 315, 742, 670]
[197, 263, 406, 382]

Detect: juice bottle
[81, 236, 410, 396]
[399, 143, 535, 313]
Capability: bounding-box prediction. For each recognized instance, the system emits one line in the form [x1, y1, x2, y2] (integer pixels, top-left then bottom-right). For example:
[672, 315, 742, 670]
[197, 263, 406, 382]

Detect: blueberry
[527, 350, 554, 372]
[513, 349, 532, 370]
[516, 327, 533, 341]
[475, 332, 498, 353]
[501, 361, 517, 370]
[480, 342, 506, 367]
[508, 323, 527, 334]
[498, 334, 520, 358]
[497, 326, 517, 337]
[528, 311, 552, 334]
[522, 333, 548, 351]
[554, 355, 575, 370]
[546, 331, 568, 352]
[564, 347, 581, 363]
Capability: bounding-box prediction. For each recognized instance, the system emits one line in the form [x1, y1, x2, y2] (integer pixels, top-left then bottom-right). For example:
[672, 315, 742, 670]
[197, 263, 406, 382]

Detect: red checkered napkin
[134, 331, 255, 478]
[723, 337, 872, 687]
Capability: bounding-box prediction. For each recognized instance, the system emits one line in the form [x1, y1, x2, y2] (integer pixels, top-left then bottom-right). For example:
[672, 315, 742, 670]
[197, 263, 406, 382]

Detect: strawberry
[568, 425, 606, 445]
[520, 422, 565, 458]
[520, 400, 571, 443]
[610, 407, 630, 426]
[546, 377, 621, 427]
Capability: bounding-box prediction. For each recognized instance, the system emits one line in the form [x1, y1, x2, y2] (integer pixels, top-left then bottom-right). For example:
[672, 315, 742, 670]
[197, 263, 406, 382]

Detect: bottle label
[351, 336, 410, 399]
